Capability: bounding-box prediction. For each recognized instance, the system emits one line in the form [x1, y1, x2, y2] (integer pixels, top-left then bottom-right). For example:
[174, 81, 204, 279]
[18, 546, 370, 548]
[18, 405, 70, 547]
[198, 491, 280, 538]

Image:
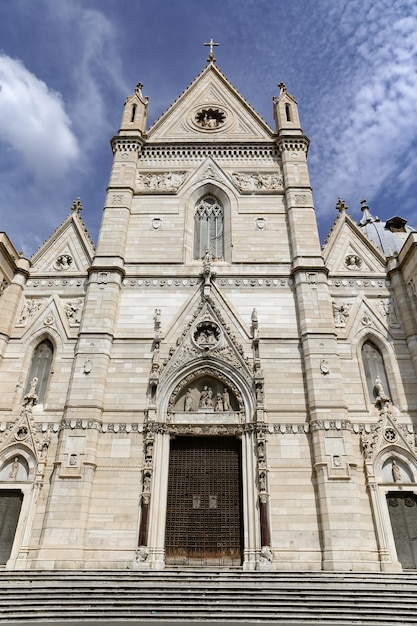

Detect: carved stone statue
[184, 388, 193, 412]
[260, 546, 273, 563]
[214, 393, 223, 412]
[9, 457, 19, 480]
[23, 377, 38, 407]
[222, 388, 231, 411]
[333, 301, 350, 327]
[392, 460, 402, 483]
[64, 298, 83, 326]
[374, 376, 390, 404]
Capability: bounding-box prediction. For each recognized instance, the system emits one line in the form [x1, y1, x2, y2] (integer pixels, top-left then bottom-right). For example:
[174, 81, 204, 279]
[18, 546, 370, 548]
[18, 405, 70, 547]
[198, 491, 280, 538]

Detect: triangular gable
[159, 290, 253, 394]
[336, 295, 399, 340]
[147, 63, 274, 143]
[323, 211, 386, 274]
[30, 208, 94, 275]
[14, 294, 82, 341]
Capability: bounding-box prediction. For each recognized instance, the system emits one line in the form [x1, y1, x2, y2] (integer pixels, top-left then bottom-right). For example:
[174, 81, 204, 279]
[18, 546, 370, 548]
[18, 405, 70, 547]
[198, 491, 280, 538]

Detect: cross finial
[71, 197, 83, 213]
[204, 38, 219, 63]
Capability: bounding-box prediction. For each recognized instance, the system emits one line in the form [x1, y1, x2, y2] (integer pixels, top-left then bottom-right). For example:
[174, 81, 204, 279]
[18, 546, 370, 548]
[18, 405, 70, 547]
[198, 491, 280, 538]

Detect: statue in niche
[223, 388, 231, 411]
[54, 254, 73, 271]
[198, 385, 214, 409]
[193, 321, 220, 349]
[256, 383, 264, 404]
[184, 388, 193, 412]
[392, 460, 402, 483]
[9, 457, 19, 480]
[214, 393, 223, 412]
[23, 377, 38, 407]
[374, 376, 390, 404]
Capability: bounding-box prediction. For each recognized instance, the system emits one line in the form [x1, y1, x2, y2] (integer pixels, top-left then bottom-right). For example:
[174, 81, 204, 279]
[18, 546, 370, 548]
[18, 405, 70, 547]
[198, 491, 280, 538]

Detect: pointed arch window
[194, 195, 224, 260]
[362, 340, 390, 403]
[24, 339, 54, 403]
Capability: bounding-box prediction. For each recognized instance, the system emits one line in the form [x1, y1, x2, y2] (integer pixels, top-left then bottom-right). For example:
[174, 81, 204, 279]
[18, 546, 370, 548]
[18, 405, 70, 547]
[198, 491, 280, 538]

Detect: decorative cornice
[122, 277, 293, 288]
[111, 137, 143, 154]
[139, 144, 280, 164]
[276, 137, 309, 153]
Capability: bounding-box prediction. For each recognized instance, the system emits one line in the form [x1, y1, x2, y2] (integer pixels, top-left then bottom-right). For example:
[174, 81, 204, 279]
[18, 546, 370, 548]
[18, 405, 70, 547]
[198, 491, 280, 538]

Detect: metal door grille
[165, 437, 242, 565]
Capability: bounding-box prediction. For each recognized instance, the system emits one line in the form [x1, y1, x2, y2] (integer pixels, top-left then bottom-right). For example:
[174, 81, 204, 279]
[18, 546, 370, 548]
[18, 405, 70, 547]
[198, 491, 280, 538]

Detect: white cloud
[0, 54, 80, 182]
[307, 2, 417, 222]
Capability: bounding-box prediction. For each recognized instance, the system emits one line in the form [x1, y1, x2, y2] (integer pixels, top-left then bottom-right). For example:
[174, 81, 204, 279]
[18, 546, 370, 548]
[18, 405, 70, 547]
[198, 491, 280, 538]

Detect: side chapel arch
[0, 447, 37, 567]
[373, 448, 417, 570]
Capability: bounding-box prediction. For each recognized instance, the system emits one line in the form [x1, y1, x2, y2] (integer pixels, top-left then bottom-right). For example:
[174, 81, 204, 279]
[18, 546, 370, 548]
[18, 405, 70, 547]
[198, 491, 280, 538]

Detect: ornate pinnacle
[335, 197, 348, 213]
[359, 197, 379, 225]
[71, 197, 83, 213]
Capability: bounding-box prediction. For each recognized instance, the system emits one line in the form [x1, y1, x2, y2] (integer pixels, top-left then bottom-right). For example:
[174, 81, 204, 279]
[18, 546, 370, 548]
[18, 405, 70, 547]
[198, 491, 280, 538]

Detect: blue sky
[0, 0, 416, 256]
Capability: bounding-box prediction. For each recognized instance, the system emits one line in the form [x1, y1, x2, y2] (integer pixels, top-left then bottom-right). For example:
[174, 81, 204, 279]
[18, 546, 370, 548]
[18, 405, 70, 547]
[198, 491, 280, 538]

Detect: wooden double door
[165, 436, 243, 565]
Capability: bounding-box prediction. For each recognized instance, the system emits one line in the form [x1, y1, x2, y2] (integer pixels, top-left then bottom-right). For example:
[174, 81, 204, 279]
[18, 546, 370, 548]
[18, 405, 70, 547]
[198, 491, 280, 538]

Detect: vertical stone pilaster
[388, 260, 417, 384]
[0, 257, 30, 362]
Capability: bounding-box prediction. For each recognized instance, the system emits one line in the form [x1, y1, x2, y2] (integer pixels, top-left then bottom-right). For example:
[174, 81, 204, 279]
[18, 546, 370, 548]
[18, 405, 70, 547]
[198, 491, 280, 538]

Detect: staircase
[0, 569, 416, 624]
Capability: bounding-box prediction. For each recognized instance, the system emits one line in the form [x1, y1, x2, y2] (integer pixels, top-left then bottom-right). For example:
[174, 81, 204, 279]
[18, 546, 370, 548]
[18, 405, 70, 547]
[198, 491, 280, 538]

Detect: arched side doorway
[0, 489, 23, 565]
[386, 491, 417, 570]
[0, 450, 36, 568]
[368, 449, 417, 572]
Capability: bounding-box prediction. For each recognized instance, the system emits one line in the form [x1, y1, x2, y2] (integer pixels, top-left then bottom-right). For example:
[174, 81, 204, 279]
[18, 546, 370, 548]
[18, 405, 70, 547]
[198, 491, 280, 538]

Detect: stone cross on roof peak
[204, 38, 219, 63]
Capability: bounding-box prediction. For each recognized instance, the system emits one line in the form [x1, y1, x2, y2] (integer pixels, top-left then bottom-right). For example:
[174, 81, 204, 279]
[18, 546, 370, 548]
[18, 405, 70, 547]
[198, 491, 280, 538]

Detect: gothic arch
[180, 179, 238, 264]
[355, 331, 400, 409]
[375, 448, 417, 485]
[19, 329, 62, 406]
[158, 358, 256, 422]
[0, 447, 36, 482]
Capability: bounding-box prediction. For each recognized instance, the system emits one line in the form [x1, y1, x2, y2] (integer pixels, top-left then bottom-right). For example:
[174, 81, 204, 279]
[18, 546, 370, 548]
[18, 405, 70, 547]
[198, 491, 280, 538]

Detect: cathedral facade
[0, 55, 417, 573]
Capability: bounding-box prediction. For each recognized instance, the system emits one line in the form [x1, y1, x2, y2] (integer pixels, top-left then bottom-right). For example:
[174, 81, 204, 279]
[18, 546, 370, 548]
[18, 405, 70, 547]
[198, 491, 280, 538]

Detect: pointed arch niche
[361, 339, 390, 404]
[183, 182, 234, 263]
[144, 362, 260, 571]
[23, 338, 54, 403]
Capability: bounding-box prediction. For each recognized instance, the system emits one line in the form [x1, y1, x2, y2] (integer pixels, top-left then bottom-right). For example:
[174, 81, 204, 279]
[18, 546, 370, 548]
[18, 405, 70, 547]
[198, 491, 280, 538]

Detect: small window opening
[131, 104, 137, 123]
[285, 104, 292, 122]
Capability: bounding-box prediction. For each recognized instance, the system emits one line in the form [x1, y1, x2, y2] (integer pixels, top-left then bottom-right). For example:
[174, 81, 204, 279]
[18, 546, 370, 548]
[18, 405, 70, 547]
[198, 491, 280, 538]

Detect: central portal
[165, 436, 242, 566]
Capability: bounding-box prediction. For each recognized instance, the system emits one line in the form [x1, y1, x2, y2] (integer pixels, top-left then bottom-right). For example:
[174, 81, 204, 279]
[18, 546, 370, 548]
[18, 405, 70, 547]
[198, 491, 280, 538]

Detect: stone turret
[273, 82, 302, 136]
[119, 82, 149, 137]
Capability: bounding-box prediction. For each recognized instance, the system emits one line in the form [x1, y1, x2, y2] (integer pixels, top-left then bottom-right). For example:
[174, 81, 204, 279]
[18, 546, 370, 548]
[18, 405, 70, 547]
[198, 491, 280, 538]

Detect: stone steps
[0, 570, 416, 623]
